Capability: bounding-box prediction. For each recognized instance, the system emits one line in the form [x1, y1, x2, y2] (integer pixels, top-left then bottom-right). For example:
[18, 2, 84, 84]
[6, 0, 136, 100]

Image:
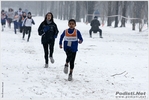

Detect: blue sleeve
[32, 19, 35, 25]
[77, 30, 83, 42]
[59, 30, 65, 45]
[5, 15, 8, 19]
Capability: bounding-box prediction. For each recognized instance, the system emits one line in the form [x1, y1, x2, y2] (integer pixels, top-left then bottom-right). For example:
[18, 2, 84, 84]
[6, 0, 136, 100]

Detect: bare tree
[107, 1, 112, 26]
[137, 1, 147, 32]
[132, 1, 137, 30]
[59, 1, 63, 20]
[96, 1, 108, 26]
[87, 1, 96, 23]
[120, 1, 127, 27]
[68, 1, 73, 20]
[82, 1, 88, 22]
[114, 1, 119, 28]
[1, 0, 148, 29]
[64, 1, 67, 20]
[76, 1, 81, 22]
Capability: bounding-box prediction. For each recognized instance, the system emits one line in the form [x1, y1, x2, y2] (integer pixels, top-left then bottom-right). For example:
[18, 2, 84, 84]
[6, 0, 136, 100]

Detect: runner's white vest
[64, 29, 78, 41]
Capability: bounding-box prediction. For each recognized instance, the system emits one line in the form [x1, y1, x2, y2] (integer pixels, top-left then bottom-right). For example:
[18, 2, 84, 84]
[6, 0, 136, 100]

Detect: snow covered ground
[0, 17, 148, 100]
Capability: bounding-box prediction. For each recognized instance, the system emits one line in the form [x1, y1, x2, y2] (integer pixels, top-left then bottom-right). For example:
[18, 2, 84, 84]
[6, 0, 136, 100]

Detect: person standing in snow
[19, 12, 27, 33]
[38, 12, 59, 68]
[13, 12, 19, 34]
[89, 16, 103, 38]
[17, 8, 23, 32]
[7, 8, 14, 28]
[22, 12, 35, 42]
[59, 19, 83, 81]
[1, 10, 7, 31]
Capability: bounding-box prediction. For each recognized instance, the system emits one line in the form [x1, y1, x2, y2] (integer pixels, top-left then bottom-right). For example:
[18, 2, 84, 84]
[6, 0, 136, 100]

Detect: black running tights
[65, 49, 76, 70]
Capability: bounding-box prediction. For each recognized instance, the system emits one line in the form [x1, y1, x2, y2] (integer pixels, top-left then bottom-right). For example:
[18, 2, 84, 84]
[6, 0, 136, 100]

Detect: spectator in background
[89, 16, 103, 38]
[13, 12, 19, 34]
[7, 8, 14, 28]
[19, 12, 27, 33]
[17, 8, 23, 32]
[18, 8, 22, 16]
[1, 10, 7, 31]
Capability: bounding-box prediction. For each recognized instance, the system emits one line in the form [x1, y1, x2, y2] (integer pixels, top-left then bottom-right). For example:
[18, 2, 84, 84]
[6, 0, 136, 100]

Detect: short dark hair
[68, 19, 76, 24]
[28, 12, 31, 15]
[94, 16, 98, 18]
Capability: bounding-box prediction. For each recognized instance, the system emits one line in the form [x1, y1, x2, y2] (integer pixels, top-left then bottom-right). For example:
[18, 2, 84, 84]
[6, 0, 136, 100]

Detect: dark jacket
[19, 15, 26, 22]
[90, 19, 101, 30]
[38, 21, 59, 44]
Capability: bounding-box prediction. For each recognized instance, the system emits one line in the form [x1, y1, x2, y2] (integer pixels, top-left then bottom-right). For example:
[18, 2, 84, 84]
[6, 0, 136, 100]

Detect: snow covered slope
[0, 17, 148, 100]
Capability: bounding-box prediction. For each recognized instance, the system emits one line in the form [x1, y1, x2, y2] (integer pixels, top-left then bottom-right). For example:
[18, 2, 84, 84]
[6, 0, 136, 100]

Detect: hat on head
[28, 12, 31, 15]
[94, 16, 98, 19]
[19, 8, 22, 10]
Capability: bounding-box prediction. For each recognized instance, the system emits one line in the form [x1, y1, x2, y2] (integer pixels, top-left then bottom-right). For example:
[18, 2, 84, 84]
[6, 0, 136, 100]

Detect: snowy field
[0, 17, 148, 100]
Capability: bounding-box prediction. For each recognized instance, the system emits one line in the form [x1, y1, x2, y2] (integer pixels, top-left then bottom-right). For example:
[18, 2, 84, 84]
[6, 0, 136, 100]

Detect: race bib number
[67, 41, 72, 47]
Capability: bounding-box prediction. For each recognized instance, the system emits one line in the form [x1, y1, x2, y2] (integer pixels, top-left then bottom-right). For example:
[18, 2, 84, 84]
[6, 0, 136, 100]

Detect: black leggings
[65, 49, 76, 70]
[23, 27, 31, 41]
[89, 29, 102, 37]
[43, 40, 55, 64]
[7, 18, 12, 28]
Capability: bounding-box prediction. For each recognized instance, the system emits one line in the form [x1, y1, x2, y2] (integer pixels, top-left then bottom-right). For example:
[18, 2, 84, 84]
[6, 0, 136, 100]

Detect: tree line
[1, 1, 148, 31]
